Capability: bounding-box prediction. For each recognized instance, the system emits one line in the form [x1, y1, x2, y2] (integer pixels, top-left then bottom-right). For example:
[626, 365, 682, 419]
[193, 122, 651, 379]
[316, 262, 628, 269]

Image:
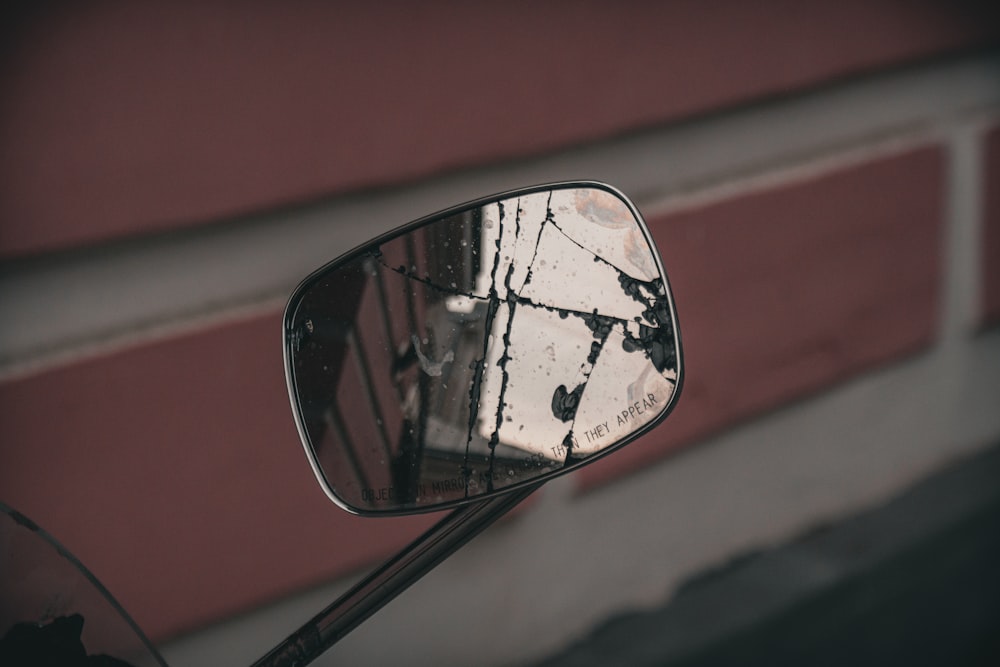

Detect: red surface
[0, 313, 441, 640]
[982, 124, 1000, 326]
[2, 1, 995, 257]
[0, 146, 950, 638]
[579, 147, 946, 488]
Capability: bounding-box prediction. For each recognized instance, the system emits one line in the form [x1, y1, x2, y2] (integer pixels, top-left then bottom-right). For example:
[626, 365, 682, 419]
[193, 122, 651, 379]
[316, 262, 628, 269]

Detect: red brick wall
[1, 1, 995, 257]
[0, 313, 441, 636]
[581, 147, 944, 487]
[1, 2, 998, 643]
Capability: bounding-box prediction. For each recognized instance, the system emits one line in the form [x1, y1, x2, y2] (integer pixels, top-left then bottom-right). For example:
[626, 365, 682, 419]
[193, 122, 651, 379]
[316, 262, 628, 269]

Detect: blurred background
[2, 2, 999, 665]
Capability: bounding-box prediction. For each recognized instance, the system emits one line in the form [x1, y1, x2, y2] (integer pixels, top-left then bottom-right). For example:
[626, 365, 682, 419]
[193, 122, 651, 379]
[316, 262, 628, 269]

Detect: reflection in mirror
[285, 184, 681, 514]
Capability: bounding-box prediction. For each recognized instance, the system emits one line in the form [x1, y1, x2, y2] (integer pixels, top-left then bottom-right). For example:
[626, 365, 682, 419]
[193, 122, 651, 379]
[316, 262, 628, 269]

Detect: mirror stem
[250, 483, 540, 667]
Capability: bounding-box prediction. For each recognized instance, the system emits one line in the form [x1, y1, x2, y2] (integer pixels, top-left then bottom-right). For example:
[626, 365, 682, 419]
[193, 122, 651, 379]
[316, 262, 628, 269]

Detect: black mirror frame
[283, 181, 684, 516]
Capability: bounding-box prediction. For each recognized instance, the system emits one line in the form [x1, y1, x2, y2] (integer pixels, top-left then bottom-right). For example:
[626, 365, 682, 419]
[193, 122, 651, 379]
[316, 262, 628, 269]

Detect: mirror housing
[284, 182, 682, 515]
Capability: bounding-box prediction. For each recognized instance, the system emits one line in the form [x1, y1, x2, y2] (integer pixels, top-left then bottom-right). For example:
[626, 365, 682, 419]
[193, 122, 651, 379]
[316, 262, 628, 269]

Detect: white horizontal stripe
[2, 54, 999, 378]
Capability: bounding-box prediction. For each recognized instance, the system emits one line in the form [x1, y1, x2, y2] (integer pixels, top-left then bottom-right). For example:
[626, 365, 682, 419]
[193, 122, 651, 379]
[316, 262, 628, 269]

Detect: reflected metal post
[250, 483, 540, 667]
[323, 402, 370, 492]
[347, 328, 393, 461]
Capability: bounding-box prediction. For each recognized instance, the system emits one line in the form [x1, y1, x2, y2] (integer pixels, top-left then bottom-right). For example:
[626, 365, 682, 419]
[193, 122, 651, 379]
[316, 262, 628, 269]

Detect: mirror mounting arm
[251, 483, 540, 667]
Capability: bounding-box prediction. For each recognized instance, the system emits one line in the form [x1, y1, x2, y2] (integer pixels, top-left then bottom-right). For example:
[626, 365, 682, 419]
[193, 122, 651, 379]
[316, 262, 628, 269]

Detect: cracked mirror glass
[285, 184, 682, 514]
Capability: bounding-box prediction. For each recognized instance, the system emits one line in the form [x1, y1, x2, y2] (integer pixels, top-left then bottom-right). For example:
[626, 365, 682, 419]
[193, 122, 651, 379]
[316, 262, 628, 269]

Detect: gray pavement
[536, 440, 1000, 667]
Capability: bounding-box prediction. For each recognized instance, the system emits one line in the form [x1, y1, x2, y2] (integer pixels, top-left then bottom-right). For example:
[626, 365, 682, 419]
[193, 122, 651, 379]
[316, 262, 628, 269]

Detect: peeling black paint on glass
[392, 191, 671, 474]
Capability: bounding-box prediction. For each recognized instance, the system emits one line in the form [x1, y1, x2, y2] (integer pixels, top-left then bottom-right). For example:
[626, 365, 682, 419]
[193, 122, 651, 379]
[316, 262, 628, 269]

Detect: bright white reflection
[473, 189, 676, 460]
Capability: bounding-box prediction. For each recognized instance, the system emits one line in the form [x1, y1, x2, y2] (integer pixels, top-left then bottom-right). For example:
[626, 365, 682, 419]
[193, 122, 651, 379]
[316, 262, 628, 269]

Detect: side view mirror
[284, 182, 683, 515]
